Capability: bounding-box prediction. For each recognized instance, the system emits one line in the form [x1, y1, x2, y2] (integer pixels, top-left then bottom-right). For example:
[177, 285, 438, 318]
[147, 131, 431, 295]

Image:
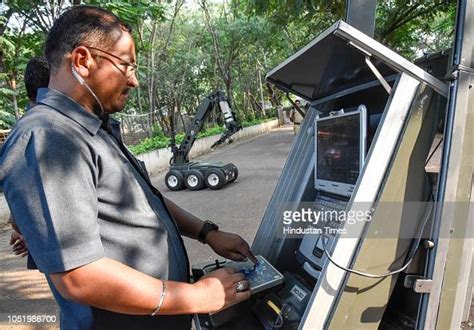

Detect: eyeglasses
[85, 46, 138, 79]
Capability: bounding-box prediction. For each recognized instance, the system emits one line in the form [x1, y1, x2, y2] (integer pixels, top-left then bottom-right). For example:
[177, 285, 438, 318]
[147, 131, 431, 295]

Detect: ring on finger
[235, 280, 249, 292]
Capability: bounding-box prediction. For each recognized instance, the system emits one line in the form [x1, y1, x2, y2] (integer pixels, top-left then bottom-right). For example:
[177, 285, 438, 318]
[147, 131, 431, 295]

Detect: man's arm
[50, 257, 250, 315]
[10, 217, 20, 233]
[163, 197, 203, 240]
[163, 197, 257, 263]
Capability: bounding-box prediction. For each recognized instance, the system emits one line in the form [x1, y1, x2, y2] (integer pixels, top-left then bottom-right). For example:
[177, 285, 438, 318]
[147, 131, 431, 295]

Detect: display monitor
[314, 105, 367, 196]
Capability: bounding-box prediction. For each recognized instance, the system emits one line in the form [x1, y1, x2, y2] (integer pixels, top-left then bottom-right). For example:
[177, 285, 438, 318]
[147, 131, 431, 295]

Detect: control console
[192, 255, 284, 328]
[193, 255, 284, 294]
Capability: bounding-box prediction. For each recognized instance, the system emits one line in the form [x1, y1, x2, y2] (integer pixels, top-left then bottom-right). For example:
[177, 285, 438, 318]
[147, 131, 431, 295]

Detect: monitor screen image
[316, 113, 362, 185]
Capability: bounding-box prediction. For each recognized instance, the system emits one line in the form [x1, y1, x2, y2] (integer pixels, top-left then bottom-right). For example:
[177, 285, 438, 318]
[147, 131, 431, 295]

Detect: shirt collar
[36, 87, 48, 102]
[37, 88, 103, 136]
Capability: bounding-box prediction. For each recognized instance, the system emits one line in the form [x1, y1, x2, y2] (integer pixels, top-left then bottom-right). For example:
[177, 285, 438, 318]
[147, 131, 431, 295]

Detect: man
[0, 6, 255, 329]
[290, 99, 305, 134]
[9, 55, 50, 263]
[24, 56, 50, 109]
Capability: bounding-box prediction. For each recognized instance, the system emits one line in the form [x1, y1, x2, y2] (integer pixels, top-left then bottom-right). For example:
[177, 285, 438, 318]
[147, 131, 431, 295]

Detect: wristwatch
[198, 220, 219, 243]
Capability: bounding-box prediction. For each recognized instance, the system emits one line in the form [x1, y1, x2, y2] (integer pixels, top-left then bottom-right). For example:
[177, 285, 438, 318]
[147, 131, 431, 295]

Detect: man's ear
[70, 46, 94, 79]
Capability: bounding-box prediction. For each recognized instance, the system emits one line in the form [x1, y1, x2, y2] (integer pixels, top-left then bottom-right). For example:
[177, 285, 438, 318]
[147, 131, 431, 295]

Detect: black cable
[323, 195, 434, 279]
[425, 137, 443, 166]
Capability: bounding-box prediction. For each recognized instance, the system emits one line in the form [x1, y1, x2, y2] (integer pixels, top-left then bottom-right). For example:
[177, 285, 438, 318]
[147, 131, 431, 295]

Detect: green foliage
[129, 116, 276, 155]
[0, 109, 16, 129]
[0, 0, 457, 133]
[244, 110, 255, 122]
[241, 0, 456, 59]
[241, 117, 274, 128]
[151, 123, 166, 138]
[235, 0, 342, 52]
[375, 0, 456, 59]
[0, 22, 46, 125]
[196, 126, 225, 139]
[85, 0, 166, 37]
[128, 135, 170, 155]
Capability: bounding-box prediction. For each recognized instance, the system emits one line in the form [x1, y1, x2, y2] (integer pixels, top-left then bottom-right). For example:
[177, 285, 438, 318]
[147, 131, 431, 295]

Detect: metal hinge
[404, 275, 432, 293]
[445, 64, 474, 82]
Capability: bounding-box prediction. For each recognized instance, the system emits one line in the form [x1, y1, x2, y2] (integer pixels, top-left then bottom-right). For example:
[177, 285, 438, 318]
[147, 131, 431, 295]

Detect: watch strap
[198, 221, 219, 243]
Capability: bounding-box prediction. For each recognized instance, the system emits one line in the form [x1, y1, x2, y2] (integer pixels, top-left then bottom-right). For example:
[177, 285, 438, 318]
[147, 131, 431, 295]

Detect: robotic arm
[170, 91, 241, 166]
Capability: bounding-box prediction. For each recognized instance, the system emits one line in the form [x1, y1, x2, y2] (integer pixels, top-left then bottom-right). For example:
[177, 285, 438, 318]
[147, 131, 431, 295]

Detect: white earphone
[70, 63, 105, 116]
[71, 64, 85, 85]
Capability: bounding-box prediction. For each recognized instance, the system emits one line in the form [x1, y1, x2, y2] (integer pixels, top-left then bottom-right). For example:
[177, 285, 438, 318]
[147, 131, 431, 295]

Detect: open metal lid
[266, 20, 448, 101]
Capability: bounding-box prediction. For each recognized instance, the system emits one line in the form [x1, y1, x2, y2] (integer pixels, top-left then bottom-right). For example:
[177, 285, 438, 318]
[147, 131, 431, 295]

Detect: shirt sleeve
[2, 128, 104, 273]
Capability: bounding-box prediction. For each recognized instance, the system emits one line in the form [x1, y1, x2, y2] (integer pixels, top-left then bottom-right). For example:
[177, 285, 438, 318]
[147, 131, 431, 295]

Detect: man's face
[88, 32, 138, 114]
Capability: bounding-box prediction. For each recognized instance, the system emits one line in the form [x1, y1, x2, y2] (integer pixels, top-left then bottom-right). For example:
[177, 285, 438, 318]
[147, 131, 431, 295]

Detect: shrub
[129, 116, 277, 155]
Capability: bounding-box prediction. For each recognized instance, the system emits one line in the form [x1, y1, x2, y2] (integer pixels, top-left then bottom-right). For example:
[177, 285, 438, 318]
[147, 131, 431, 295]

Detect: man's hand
[50, 257, 249, 316]
[206, 230, 258, 264]
[193, 267, 250, 312]
[9, 231, 28, 257]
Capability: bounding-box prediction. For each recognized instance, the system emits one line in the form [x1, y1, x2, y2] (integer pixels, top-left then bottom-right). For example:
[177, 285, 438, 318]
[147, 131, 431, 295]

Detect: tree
[0, 1, 69, 127]
[199, 0, 272, 113]
[376, 0, 456, 58]
[234, 0, 343, 52]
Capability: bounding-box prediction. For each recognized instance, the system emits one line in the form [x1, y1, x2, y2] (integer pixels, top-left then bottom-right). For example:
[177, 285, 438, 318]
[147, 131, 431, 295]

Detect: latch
[404, 275, 432, 293]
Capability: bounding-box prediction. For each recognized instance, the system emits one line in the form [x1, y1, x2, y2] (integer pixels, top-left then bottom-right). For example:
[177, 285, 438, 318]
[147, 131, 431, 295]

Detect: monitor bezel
[314, 105, 367, 197]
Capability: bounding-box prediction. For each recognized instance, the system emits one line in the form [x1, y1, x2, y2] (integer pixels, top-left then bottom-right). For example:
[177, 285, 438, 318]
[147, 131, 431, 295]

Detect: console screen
[316, 113, 362, 185]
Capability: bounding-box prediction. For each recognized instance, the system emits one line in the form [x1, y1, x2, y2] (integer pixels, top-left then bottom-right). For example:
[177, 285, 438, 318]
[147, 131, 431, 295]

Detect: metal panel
[299, 73, 421, 329]
[327, 82, 438, 329]
[266, 21, 448, 101]
[420, 0, 474, 328]
[251, 104, 320, 262]
[332, 22, 448, 97]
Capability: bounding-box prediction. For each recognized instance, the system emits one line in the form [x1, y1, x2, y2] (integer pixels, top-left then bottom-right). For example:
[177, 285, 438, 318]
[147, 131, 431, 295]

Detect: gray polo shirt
[0, 88, 191, 329]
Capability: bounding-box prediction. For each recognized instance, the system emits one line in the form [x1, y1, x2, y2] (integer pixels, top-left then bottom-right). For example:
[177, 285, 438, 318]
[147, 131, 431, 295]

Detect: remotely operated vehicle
[165, 91, 241, 191]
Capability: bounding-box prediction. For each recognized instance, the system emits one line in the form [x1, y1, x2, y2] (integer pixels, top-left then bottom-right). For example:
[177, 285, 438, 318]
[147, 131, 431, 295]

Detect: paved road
[0, 126, 294, 328]
[153, 126, 294, 264]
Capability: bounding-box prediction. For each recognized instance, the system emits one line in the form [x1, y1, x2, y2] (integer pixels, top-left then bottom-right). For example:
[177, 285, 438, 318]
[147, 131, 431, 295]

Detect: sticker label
[290, 284, 307, 302]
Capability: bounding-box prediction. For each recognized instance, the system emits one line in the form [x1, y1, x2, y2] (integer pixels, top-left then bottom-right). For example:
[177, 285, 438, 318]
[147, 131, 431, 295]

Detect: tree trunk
[9, 77, 20, 120]
[12, 93, 20, 120]
[249, 93, 263, 115]
[179, 111, 186, 133]
[265, 83, 282, 107]
[225, 73, 233, 108]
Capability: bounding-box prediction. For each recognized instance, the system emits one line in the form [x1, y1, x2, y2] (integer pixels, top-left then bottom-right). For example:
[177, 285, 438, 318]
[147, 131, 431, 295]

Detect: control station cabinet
[195, 20, 451, 329]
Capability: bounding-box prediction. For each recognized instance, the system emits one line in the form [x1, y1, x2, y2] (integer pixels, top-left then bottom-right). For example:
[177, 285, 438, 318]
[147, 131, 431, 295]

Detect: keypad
[228, 256, 284, 294]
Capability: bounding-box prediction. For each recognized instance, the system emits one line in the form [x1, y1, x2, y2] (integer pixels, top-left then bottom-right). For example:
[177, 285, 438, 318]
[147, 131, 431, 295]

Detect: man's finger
[235, 290, 252, 301]
[12, 243, 25, 250]
[227, 252, 247, 262]
[222, 266, 237, 274]
[12, 245, 24, 253]
[245, 251, 258, 265]
[236, 245, 258, 264]
[229, 272, 246, 283]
